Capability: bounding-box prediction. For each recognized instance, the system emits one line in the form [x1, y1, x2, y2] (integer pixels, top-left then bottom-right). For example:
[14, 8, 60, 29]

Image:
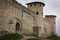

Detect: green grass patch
[27, 38, 41, 40]
[47, 35, 60, 40]
[0, 33, 23, 40]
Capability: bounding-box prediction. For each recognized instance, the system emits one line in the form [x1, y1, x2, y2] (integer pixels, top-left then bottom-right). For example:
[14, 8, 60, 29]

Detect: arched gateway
[11, 17, 22, 32]
[15, 22, 20, 31]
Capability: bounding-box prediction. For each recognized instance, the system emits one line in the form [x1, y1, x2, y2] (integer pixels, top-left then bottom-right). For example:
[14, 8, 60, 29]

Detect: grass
[0, 33, 23, 40]
[27, 38, 41, 40]
[47, 35, 60, 40]
[1, 33, 60, 40]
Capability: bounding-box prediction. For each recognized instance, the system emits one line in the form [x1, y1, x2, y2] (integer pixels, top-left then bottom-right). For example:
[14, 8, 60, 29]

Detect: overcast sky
[16, 0, 60, 36]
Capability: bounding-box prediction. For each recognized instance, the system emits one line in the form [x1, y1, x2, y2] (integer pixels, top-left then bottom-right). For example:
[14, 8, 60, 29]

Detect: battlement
[26, 2, 45, 7]
[45, 15, 56, 18]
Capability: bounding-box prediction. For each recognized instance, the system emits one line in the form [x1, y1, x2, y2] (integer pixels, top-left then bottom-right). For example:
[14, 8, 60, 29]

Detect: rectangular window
[33, 26, 39, 37]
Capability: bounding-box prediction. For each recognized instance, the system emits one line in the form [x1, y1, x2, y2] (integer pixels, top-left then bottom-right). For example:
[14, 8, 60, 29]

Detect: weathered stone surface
[0, 0, 56, 38]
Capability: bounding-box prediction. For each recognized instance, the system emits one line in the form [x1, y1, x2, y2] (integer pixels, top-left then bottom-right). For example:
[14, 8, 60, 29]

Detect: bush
[27, 38, 41, 40]
[0, 33, 23, 40]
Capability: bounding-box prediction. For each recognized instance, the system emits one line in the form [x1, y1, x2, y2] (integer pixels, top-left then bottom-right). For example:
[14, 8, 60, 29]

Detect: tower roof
[26, 2, 45, 6]
[45, 15, 56, 17]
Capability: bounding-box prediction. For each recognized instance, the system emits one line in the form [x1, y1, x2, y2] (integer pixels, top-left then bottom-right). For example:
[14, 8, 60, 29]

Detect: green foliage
[0, 33, 23, 40]
[27, 38, 40, 40]
[47, 35, 60, 40]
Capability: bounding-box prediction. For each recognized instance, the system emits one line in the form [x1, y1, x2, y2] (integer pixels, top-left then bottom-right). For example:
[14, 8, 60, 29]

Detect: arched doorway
[15, 22, 20, 31]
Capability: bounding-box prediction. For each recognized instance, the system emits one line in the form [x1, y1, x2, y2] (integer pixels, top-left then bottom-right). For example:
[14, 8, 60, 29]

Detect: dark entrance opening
[15, 22, 20, 31]
[33, 26, 39, 37]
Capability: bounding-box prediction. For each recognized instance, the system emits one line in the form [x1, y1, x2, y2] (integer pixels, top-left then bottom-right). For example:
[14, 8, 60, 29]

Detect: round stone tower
[26, 2, 45, 17]
[45, 15, 56, 35]
[26, 2, 45, 37]
[26, 2, 45, 25]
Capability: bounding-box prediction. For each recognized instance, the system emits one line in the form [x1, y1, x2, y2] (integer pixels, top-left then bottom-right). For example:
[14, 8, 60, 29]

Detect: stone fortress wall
[0, 0, 56, 38]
